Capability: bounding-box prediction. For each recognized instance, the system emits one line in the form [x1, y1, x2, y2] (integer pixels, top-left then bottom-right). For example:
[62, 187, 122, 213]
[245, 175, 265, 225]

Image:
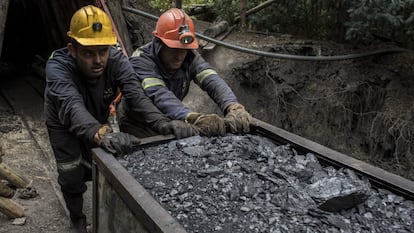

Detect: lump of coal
[305, 169, 371, 212]
[118, 134, 414, 233]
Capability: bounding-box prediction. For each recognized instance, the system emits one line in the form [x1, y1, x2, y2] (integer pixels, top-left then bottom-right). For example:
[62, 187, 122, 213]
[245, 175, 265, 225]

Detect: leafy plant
[149, 0, 215, 12]
[346, 0, 414, 46]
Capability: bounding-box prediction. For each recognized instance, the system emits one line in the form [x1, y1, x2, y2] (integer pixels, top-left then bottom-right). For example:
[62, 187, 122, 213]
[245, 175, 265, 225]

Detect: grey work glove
[185, 112, 226, 136]
[156, 120, 200, 139]
[224, 103, 252, 133]
[97, 125, 141, 156]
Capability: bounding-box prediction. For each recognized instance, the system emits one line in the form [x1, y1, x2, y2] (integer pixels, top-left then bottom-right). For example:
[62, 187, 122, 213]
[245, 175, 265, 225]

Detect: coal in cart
[92, 119, 414, 233]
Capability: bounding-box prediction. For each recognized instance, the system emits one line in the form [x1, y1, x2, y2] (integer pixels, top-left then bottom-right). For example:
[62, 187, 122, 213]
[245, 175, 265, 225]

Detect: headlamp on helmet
[92, 22, 103, 32]
[179, 25, 194, 44]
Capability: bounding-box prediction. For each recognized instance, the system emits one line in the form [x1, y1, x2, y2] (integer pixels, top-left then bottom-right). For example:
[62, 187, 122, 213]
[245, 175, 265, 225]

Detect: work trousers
[47, 126, 92, 221]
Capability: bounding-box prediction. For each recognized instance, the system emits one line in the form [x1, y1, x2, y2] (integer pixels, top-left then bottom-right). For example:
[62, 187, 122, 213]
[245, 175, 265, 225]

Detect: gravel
[118, 134, 414, 233]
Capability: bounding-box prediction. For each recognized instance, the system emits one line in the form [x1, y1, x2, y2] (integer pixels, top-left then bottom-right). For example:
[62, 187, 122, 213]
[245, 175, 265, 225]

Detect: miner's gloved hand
[156, 120, 200, 139]
[185, 112, 226, 136]
[95, 125, 141, 156]
[224, 103, 252, 133]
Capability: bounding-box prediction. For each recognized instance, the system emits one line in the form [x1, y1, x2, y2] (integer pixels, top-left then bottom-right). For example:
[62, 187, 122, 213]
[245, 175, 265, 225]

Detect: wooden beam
[234, 0, 276, 23]
[202, 21, 229, 38]
[0, 164, 30, 189]
[0, 196, 24, 218]
[0, 0, 10, 57]
[199, 21, 230, 48]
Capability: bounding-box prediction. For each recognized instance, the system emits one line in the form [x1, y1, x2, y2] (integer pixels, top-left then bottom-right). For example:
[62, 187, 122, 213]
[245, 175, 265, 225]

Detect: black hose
[194, 36, 411, 61]
[121, 6, 413, 61]
[122, 6, 158, 21]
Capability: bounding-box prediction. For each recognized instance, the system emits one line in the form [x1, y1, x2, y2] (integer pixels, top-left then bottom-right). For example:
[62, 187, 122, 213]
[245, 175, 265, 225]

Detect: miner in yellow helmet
[44, 5, 176, 232]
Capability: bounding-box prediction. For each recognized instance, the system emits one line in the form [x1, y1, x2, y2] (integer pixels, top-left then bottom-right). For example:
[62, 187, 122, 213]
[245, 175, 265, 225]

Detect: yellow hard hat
[67, 5, 117, 46]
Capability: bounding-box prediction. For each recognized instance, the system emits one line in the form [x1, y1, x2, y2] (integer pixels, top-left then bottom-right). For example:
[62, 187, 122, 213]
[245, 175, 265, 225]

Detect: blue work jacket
[44, 46, 168, 143]
[129, 38, 238, 120]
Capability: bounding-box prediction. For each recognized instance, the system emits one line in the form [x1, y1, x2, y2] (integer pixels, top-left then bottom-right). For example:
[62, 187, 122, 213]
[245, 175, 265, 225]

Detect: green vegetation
[149, 0, 214, 12]
[149, 0, 414, 48]
[346, 0, 414, 46]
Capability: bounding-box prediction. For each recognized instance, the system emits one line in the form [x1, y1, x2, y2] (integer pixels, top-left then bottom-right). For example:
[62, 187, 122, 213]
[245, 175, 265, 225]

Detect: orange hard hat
[152, 8, 198, 49]
[67, 5, 117, 46]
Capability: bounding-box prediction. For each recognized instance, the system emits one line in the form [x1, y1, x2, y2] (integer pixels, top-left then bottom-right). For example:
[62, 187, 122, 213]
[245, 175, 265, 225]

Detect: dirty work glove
[156, 120, 200, 139]
[99, 132, 141, 156]
[224, 103, 252, 133]
[185, 112, 226, 136]
[95, 125, 140, 156]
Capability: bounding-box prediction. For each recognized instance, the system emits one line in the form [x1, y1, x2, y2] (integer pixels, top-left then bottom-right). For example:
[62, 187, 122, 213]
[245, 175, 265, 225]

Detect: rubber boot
[71, 217, 88, 233]
[62, 192, 87, 233]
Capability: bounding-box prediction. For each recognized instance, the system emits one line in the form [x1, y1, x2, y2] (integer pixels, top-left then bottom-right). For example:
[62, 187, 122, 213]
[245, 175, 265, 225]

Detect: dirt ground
[1, 13, 414, 233]
[0, 76, 93, 233]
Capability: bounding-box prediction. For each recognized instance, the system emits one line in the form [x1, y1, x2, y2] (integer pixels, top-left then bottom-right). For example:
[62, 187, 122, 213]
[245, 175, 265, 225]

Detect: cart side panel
[96, 169, 148, 233]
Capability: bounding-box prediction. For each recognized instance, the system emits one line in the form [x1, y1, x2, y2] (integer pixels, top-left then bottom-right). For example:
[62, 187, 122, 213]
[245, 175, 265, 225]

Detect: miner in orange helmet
[44, 5, 176, 232]
[118, 8, 252, 138]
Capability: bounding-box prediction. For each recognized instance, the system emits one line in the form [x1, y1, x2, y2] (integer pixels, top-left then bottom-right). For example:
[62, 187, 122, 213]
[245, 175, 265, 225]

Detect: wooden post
[0, 164, 30, 189]
[0, 0, 10, 57]
[0, 196, 24, 218]
[174, 0, 182, 9]
[240, 0, 247, 30]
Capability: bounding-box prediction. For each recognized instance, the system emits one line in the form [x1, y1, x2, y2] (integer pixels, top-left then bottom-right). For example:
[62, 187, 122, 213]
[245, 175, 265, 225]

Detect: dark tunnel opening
[1, 0, 49, 77]
[0, 0, 93, 79]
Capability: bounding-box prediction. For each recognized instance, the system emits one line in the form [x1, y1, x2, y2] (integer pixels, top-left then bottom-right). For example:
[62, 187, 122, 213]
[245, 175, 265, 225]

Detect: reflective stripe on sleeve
[141, 78, 166, 90]
[48, 51, 55, 59]
[195, 69, 218, 86]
